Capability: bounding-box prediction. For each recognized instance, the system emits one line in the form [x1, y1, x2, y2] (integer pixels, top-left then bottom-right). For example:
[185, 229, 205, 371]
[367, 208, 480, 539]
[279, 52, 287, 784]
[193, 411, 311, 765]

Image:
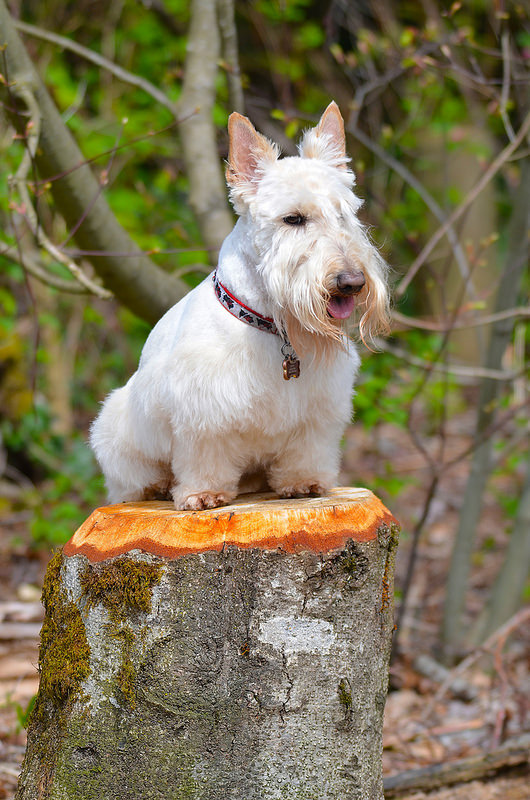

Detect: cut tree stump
[17, 488, 398, 800]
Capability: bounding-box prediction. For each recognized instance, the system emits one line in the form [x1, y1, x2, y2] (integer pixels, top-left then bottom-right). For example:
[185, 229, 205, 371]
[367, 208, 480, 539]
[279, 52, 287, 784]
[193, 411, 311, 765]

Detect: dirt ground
[0, 417, 528, 799]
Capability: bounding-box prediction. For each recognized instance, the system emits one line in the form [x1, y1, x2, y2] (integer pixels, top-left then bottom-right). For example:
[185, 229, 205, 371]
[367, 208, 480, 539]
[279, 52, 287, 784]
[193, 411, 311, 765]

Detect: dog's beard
[271, 271, 389, 360]
[269, 272, 351, 362]
[257, 220, 388, 358]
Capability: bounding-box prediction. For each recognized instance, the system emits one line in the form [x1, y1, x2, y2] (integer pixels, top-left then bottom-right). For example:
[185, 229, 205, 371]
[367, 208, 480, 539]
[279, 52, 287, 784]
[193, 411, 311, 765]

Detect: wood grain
[64, 487, 397, 562]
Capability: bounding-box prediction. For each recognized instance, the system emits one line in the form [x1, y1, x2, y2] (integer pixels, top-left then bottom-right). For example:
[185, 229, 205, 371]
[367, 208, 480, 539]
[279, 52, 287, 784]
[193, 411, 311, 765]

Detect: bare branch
[469, 451, 530, 646]
[347, 36, 458, 129]
[0, 0, 189, 323]
[441, 153, 530, 658]
[14, 20, 180, 118]
[427, 607, 530, 714]
[392, 306, 530, 332]
[1, 244, 97, 294]
[500, 30, 516, 142]
[348, 122, 475, 293]
[178, 0, 234, 258]
[7, 83, 111, 298]
[384, 732, 530, 796]
[376, 339, 523, 382]
[217, 0, 244, 114]
[397, 111, 530, 298]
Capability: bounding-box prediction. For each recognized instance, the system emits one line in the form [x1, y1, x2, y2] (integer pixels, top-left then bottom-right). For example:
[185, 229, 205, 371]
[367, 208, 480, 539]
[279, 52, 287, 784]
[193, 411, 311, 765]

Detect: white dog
[90, 103, 389, 510]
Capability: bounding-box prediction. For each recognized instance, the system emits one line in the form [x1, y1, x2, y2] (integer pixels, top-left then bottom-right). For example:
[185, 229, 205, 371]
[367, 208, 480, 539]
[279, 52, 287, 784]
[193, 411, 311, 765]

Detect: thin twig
[1, 244, 94, 293]
[15, 20, 180, 118]
[441, 400, 529, 473]
[58, 118, 126, 247]
[348, 123, 474, 293]
[392, 474, 439, 659]
[28, 117, 183, 187]
[347, 36, 459, 129]
[392, 307, 530, 332]
[397, 110, 530, 297]
[500, 30, 516, 142]
[376, 339, 522, 381]
[424, 606, 530, 719]
[7, 84, 112, 298]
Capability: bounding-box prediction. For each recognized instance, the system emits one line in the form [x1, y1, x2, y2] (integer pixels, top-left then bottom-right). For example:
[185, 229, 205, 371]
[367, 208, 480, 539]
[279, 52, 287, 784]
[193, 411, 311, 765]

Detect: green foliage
[0, 0, 527, 587]
[16, 694, 37, 732]
[355, 332, 461, 432]
[1, 403, 103, 545]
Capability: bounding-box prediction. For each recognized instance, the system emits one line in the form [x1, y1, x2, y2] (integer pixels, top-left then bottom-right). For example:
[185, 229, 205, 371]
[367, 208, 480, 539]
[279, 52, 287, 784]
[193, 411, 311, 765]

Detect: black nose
[335, 271, 366, 295]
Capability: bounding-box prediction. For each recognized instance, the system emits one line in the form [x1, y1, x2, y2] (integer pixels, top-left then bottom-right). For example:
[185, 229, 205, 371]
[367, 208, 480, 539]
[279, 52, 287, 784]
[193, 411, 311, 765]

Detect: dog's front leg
[170, 435, 241, 511]
[267, 421, 343, 499]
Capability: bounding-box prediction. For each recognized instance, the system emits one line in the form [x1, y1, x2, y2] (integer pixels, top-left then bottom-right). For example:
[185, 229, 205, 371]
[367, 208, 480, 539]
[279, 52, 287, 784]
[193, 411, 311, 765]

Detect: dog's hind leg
[104, 458, 171, 504]
[91, 385, 170, 503]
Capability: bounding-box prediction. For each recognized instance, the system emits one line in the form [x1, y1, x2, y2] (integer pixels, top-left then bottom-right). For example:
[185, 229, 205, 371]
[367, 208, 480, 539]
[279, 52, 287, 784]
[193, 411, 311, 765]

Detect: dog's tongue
[327, 294, 356, 320]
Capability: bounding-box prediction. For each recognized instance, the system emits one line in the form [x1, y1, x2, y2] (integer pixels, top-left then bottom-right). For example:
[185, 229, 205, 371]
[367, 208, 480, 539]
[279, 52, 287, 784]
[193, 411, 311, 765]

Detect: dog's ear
[226, 113, 278, 189]
[315, 102, 346, 156]
[299, 102, 348, 170]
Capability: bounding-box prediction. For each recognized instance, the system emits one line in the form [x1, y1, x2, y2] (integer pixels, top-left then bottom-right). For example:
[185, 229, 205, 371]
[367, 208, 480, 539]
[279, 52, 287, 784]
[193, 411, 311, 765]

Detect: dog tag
[283, 356, 300, 380]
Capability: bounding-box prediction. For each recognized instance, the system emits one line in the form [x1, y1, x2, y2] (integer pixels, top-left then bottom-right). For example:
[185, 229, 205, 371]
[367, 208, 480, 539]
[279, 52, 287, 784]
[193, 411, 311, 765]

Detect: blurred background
[0, 1, 528, 797]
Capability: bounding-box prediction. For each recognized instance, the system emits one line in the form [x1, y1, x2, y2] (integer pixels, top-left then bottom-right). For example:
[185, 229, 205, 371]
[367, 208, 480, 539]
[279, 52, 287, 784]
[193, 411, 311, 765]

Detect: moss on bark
[80, 557, 163, 621]
[18, 523, 399, 800]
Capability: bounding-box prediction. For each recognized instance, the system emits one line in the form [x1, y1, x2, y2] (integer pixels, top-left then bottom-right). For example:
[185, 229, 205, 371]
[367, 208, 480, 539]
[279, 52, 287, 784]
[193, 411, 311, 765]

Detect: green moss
[23, 549, 92, 793]
[79, 557, 163, 713]
[377, 521, 400, 551]
[378, 523, 400, 613]
[41, 548, 63, 611]
[114, 627, 137, 708]
[338, 543, 369, 589]
[38, 550, 91, 706]
[80, 557, 163, 623]
[340, 548, 368, 581]
[337, 678, 353, 711]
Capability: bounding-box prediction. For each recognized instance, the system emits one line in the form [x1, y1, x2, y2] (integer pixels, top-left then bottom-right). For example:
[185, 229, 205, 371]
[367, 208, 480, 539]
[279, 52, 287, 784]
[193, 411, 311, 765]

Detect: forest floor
[0, 414, 528, 799]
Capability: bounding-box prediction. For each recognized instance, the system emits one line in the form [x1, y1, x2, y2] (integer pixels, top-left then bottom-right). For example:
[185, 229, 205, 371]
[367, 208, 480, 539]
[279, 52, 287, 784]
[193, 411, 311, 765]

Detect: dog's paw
[177, 491, 231, 511]
[278, 482, 328, 499]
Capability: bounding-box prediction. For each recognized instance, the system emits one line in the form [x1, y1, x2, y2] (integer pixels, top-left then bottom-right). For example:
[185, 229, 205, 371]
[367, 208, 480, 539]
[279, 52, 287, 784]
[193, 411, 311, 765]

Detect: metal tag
[283, 356, 301, 380]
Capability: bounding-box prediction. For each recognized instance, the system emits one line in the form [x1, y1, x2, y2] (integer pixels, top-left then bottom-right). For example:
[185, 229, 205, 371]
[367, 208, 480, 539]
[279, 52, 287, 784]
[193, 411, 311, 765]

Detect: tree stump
[17, 488, 398, 800]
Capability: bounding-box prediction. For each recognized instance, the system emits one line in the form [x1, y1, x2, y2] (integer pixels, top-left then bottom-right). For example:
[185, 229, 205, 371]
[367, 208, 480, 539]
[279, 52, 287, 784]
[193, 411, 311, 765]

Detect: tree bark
[470, 450, 530, 645]
[17, 489, 398, 800]
[0, 0, 188, 324]
[178, 0, 235, 261]
[441, 156, 530, 660]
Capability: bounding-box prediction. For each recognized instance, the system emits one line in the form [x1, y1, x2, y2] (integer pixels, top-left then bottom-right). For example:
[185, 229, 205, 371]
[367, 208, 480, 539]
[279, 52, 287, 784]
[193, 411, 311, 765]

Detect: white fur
[90, 104, 389, 511]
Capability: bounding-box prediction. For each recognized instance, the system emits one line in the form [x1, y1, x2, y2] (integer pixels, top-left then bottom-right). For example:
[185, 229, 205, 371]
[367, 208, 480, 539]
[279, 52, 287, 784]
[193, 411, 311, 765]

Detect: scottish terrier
[90, 102, 390, 510]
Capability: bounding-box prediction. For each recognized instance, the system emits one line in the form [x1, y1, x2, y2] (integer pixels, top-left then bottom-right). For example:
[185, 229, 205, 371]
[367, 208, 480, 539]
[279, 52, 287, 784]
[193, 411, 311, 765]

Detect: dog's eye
[283, 214, 306, 226]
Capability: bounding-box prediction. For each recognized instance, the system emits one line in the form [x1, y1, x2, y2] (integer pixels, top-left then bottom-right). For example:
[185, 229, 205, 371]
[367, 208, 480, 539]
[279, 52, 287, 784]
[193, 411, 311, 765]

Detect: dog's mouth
[327, 294, 357, 320]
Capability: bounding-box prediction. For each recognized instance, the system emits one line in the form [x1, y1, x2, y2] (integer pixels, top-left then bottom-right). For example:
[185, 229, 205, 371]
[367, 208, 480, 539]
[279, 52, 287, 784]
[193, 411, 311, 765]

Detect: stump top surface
[64, 487, 397, 562]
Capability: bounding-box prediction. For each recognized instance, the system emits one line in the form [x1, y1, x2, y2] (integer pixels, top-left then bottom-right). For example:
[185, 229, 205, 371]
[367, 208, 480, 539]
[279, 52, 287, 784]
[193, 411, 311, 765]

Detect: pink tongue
[327, 295, 356, 319]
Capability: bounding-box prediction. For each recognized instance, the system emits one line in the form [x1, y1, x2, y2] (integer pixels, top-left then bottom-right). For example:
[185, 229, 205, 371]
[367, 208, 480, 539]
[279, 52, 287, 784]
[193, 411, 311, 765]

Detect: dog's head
[226, 103, 390, 353]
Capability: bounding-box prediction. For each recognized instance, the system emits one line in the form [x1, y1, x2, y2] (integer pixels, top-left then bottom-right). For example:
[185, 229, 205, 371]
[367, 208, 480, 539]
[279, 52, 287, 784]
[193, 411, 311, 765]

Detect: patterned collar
[212, 271, 300, 380]
[213, 271, 279, 335]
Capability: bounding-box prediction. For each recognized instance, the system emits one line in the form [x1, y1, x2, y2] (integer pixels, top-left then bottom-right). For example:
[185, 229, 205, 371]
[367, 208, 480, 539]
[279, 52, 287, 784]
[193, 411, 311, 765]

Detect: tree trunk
[469, 450, 530, 645]
[17, 489, 398, 800]
[441, 155, 530, 661]
[178, 0, 235, 261]
[0, 0, 188, 324]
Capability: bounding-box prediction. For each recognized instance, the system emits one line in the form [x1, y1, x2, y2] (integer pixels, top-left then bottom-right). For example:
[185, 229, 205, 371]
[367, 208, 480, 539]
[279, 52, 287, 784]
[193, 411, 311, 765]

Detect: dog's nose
[335, 271, 366, 294]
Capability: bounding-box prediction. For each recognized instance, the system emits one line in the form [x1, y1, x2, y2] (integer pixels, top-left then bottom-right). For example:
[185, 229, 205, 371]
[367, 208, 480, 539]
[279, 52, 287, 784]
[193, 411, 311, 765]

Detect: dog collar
[213, 271, 300, 380]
